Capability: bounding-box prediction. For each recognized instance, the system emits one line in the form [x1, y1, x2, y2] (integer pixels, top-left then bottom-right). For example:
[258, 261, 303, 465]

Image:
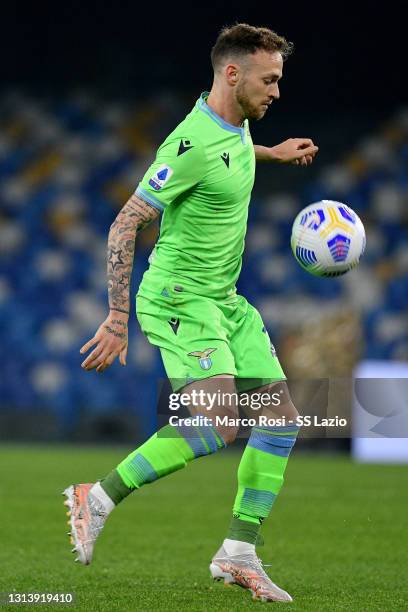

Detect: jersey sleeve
[135, 136, 207, 211]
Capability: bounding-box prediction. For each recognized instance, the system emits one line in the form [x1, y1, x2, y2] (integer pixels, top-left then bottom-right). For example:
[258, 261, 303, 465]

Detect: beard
[235, 80, 265, 121]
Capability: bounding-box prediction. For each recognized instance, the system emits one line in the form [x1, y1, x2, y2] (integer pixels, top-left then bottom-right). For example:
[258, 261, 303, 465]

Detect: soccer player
[63, 24, 318, 603]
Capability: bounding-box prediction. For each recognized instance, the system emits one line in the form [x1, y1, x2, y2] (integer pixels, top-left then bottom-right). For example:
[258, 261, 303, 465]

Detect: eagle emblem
[187, 348, 217, 370]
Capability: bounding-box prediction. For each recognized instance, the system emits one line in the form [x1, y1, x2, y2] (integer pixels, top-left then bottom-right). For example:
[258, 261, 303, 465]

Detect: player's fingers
[119, 346, 128, 366]
[96, 361, 109, 373]
[295, 138, 314, 148]
[81, 344, 106, 369]
[292, 158, 300, 165]
[96, 351, 117, 373]
[80, 336, 98, 354]
[82, 359, 102, 371]
[300, 156, 307, 166]
[295, 144, 318, 158]
[94, 338, 125, 367]
[87, 351, 112, 371]
[81, 351, 100, 369]
[305, 154, 313, 165]
[82, 355, 104, 371]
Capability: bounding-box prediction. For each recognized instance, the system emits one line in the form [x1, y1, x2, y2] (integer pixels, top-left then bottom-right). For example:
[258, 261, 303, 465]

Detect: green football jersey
[136, 91, 256, 300]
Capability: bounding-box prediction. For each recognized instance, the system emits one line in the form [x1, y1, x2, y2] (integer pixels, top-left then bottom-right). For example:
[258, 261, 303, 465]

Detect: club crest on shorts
[187, 348, 217, 370]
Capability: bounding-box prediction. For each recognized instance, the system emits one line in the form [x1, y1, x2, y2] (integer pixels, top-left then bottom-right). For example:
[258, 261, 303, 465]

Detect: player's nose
[271, 83, 280, 100]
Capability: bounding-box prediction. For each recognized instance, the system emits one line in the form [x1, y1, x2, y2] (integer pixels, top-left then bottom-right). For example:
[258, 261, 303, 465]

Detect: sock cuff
[248, 427, 298, 457]
[101, 468, 133, 505]
[227, 516, 261, 545]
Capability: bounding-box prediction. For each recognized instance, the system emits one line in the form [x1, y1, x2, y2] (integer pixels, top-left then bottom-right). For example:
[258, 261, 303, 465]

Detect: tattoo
[108, 249, 124, 270]
[111, 319, 127, 328]
[110, 307, 130, 315]
[104, 325, 126, 339]
[107, 194, 160, 313]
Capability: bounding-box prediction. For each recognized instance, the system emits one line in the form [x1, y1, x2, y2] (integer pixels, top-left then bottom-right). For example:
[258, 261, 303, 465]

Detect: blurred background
[0, 3, 407, 446]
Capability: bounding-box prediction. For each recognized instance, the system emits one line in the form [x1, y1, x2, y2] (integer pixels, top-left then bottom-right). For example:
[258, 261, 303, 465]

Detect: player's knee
[287, 400, 299, 421]
[216, 423, 239, 446]
[267, 381, 299, 422]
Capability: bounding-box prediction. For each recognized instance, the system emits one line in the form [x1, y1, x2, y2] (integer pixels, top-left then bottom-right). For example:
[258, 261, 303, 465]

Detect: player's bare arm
[107, 195, 159, 315]
[254, 138, 319, 166]
[80, 194, 160, 373]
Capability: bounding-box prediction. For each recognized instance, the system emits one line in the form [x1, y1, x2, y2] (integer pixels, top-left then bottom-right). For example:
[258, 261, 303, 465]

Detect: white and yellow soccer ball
[291, 200, 366, 277]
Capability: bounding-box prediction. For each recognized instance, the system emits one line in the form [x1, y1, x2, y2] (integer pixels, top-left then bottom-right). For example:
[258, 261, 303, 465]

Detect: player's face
[235, 50, 283, 121]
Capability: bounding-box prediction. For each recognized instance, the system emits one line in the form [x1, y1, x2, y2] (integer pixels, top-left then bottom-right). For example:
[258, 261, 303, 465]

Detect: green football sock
[100, 468, 131, 505]
[230, 425, 299, 536]
[227, 516, 263, 545]
[101, 423, 225, 505]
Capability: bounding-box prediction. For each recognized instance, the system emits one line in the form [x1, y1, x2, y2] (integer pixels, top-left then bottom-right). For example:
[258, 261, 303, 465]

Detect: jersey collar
[197, 92, 246, 143]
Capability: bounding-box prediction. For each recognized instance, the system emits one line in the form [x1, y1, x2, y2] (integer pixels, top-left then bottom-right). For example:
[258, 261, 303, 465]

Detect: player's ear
[225, 63, 239, 86]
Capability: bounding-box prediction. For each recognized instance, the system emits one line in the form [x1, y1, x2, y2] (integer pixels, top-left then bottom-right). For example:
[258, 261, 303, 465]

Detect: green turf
[0, 445, 407, 611]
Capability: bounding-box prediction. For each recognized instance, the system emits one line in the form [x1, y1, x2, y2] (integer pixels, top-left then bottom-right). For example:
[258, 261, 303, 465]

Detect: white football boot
[63, 483, 109, 565]
[210, 545, 293, 602]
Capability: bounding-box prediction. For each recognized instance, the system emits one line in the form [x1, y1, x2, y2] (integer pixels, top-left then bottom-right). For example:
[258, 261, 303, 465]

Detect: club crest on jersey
[188, 348, 217, 370]
[148, 164, 173, 191]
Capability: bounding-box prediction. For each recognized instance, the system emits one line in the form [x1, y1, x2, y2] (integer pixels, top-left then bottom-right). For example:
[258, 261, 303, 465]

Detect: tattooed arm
[80, 194, 160, 372]
[107, 194, 160, 314]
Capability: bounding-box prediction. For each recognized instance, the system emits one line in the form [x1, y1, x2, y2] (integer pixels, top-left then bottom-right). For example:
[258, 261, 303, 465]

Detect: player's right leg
[63, 376, 239, 565]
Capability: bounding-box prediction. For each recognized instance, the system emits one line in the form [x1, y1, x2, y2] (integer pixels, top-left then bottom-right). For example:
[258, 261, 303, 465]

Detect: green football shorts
[136, 278, 286, 392]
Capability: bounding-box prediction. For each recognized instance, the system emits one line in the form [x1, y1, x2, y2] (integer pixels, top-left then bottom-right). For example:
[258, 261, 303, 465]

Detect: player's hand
[270, 138, 319, 165]
[80, 311, 129, 373]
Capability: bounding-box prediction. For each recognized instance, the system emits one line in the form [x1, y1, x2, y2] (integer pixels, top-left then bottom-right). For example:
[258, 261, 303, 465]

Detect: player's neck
[206, 89, 244, 128]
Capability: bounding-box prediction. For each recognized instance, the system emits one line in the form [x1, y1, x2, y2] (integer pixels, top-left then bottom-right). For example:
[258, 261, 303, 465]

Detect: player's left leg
[210, 297, 298, 602]
[229, 380, 299, 544]
[211, 381, 299, 602]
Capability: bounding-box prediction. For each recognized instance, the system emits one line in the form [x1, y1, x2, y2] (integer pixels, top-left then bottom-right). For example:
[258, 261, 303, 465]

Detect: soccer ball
[291, 200, 366, 277]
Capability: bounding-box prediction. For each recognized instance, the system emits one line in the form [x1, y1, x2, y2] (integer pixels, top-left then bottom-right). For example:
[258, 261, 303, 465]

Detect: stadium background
[1, 4, 407, 611]
[1, 4, 406, 442]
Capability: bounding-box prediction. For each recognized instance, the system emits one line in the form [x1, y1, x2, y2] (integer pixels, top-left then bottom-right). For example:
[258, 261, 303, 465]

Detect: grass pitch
[0, 445, 407, 611]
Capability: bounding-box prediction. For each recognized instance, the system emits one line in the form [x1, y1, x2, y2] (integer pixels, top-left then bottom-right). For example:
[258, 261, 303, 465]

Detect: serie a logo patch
[148, 164, 173, 191]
